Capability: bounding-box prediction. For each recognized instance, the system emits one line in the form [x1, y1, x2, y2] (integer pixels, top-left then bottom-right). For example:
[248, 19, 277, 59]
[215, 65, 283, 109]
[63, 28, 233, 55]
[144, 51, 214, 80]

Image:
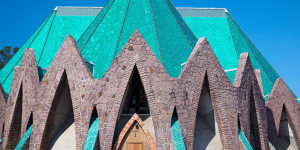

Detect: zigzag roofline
[1, 32, 299, 149]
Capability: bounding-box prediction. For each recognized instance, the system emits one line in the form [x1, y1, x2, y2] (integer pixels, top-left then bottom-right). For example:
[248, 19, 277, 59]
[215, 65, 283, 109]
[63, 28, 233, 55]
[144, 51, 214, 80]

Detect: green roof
[76, 0, 197, 78]
[0, 7, 97, 95]
[0, 4, 297, 101]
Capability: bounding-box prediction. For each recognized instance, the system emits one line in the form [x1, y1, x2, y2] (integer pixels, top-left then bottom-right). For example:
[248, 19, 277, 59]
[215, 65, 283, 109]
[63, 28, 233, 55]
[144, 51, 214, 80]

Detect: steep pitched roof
[76, 0, 197, 78]
[0, 7, 97, 94]
[0, 6, 297, 102]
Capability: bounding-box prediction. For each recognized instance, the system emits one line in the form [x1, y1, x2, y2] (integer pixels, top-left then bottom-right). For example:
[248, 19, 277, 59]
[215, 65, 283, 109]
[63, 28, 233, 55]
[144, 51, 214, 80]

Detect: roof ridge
[54, 6, 228, 10]
[55, 6, 103, 9]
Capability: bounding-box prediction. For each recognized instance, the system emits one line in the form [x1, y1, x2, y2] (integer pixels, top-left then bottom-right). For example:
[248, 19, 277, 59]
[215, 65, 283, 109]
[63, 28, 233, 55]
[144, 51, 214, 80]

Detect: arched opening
[84, 106, 100, 150]
[171, 108, 186, 150]
[113, 66, 155, 149]
[114, 114, 156, 150]
[120, 121, 149, 150]
[276, 106, 297, 150]
[193, 77, 222, 149]
[249, 88, 261, 149]
[6, 86, 22, 149]
[120, 66, 149, 115]
[41, 72, 76, 150]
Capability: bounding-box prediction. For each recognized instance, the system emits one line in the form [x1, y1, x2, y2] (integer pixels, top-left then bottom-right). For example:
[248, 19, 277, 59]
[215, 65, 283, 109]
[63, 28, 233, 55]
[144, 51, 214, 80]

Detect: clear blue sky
[0, 0, 299, 98]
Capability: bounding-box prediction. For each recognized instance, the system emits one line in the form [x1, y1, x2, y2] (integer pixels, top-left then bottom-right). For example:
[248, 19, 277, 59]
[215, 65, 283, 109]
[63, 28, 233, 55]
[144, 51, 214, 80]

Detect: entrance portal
[120, 122, 149, 150]
[114, 114, 156, 150]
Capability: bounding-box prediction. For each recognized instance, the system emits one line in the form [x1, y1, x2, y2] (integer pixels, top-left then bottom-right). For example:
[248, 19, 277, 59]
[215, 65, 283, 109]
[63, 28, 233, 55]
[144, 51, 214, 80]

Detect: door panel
[128, 143, 142, 150]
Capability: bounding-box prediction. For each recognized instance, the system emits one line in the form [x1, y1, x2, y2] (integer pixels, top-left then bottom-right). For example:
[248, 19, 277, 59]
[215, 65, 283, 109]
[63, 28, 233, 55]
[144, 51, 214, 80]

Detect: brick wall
[0, 31, 298, 150]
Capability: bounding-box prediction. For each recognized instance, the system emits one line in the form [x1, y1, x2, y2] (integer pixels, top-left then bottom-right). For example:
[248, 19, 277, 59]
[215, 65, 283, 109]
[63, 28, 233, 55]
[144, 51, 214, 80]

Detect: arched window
[121, 66, 149, 115]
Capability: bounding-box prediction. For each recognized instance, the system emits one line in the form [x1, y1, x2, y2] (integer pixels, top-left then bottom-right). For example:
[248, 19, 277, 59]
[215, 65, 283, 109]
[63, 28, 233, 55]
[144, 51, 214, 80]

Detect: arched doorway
[114, 114, 156, 150]
[113, 66, 156, 150]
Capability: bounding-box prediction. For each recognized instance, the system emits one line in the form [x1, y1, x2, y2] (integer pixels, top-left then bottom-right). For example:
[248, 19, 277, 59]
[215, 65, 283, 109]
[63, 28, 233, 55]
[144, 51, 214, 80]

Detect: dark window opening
[121, 66, 149, 115]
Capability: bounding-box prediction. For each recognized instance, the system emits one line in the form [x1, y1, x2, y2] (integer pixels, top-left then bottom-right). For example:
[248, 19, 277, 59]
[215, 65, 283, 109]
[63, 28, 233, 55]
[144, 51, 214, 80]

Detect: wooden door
[118, 123, 151, 150]
[114, 115, 157, 150]
[128, 143, 143, 150]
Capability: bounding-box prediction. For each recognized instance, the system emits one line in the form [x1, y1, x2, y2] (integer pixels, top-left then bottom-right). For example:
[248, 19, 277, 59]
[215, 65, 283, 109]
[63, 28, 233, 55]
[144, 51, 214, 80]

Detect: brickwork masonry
[0, 30, 299, 150]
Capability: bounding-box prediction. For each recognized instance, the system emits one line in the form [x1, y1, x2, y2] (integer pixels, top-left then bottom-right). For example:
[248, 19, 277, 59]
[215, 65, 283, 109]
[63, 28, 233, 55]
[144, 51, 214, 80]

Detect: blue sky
[0, 0, 299, 98]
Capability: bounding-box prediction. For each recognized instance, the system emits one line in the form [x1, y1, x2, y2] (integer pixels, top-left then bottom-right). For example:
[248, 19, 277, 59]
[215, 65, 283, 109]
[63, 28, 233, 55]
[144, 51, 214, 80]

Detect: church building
[0, 0, 299, 149]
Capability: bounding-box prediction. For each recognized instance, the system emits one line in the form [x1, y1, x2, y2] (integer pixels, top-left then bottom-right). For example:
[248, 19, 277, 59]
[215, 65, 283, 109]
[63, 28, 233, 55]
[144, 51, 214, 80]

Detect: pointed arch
[275, 105, 298, 149]
[113, 113, 156, 150]
[120, 66, 150, 115]
[193, 76, 222, 149]
[40, 71, 76, 149]
[6, 86, 23, 149]
[170, 107, 186, 150]
[113, 65, 155, 147]
[84, 106, 100, 150]
[249, 87, 262, 149]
